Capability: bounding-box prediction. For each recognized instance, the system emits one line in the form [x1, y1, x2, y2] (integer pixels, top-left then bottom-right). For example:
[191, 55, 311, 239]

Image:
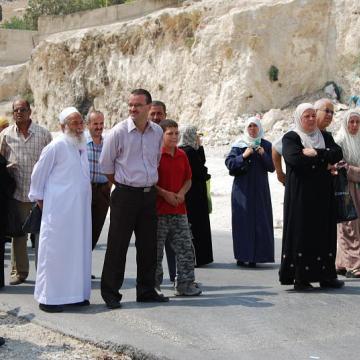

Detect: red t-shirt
[157, 147, 192, 215]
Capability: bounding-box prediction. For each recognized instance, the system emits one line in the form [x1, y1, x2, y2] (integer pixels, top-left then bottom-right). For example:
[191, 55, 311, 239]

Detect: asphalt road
[1, 156, 360, 360]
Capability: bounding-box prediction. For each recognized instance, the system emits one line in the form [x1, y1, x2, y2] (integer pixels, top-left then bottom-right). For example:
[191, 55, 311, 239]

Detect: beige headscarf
[178, 125, 199, 150]
[335, 109, 360, 166]
[293, 103, 325, 149]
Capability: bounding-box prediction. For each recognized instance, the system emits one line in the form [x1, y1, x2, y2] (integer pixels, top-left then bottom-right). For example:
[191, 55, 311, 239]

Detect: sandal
[345, 269, 360, 278]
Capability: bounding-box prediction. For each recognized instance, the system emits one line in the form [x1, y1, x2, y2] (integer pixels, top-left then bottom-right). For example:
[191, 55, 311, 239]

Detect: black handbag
[5, 198, 25, 237]
[22, 204, 42, 234]
[229, 161, 250, 177]
[334, 168, 358, 223]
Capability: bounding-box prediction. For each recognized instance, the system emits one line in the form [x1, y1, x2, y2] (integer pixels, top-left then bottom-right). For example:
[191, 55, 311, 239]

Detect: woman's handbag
[22, 204, 42, 234]
[334, 168, 358, 223]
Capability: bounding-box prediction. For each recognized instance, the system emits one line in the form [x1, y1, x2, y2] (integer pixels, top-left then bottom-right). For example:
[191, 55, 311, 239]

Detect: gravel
[0, 311, 132, 360]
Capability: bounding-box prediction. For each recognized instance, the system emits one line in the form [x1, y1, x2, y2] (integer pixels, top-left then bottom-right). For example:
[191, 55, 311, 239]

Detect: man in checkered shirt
[86, 110, 111, 263]
[0, 99, 52, 285]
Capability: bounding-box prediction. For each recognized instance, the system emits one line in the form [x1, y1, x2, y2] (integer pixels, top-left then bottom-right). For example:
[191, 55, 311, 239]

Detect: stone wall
[38, 0, 181, 37]
[0, 29, 37, 66]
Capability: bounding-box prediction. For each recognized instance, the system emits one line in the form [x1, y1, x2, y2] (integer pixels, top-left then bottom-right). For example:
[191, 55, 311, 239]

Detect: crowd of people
[0, 90, 359, 322]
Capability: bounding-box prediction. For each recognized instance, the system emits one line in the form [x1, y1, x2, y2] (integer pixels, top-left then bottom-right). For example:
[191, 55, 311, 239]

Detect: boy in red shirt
[156, 120, 202, 296]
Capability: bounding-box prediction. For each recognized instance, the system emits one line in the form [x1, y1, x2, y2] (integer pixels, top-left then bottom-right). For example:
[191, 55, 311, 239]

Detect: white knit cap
[59, 107, 80, 124]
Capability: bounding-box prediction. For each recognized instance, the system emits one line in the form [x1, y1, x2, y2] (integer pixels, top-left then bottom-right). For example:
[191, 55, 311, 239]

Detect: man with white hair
[29, 107, 92, 313]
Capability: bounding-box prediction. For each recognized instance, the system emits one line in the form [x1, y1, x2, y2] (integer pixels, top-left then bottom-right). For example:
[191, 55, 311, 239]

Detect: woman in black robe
[179, 125, 213, 266]
[279, 103, 344, 290]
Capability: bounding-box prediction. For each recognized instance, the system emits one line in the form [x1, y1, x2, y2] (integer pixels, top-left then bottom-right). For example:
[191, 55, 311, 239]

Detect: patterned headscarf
[335, 109, 360, 166]
[178, 125, 199, 150]
[232, 117, 264, 148]
[293, 103, 325, 149]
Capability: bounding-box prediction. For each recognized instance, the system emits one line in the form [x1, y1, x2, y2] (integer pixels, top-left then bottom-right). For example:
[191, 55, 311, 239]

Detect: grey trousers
[155, 214, 195, 287]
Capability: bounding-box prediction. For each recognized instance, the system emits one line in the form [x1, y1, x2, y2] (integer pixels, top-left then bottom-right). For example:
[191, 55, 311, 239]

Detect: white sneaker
[175, 282, 202, 296]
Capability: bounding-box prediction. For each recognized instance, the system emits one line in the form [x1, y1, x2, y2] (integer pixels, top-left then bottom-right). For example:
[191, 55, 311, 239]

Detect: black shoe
[320, 278, 345, 288]
[294, 281, 313, 291]
[71, 300, 90, 306]
[105, 300, 121, 309]
[39, 303, 64, 313]
[236, 260, 246, 267]
[137, 291, 169, 303]
[91, 275, 96, 279]
[0, 337, 4, 346]
[248, 262, 257, 268]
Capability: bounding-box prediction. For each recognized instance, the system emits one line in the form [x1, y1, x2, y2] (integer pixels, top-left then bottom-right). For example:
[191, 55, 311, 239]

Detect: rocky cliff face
[8, 0, 360, 140]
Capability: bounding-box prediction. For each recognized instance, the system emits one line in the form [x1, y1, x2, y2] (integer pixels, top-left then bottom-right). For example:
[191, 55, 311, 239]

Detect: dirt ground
[0, 311, 131, 360]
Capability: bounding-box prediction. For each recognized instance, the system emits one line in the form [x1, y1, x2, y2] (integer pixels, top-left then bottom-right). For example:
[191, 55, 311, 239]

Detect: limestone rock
[0, 63, 29, 103]
[1, 0, 359, 141]
[261, 109, 283, 132]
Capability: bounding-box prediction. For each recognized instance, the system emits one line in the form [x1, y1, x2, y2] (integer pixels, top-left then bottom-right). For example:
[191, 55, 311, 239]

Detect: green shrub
[1, 16, 32, 30]
[1, 0, 129, 30]
[268, 65, 279, 82]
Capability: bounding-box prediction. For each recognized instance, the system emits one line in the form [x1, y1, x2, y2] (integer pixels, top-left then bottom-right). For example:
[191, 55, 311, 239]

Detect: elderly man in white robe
[29, 107, 92, 313]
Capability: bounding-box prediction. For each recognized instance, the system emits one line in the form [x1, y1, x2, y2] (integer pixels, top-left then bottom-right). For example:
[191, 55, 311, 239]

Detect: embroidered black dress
[279, 131, 342, 285]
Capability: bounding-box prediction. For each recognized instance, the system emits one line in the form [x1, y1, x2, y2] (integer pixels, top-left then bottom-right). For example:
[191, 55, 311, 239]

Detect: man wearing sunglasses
[0, 99, 51, 285]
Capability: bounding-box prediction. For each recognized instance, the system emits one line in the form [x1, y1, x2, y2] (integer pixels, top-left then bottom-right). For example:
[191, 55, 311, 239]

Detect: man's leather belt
[115, 182, 154, 193]
[91, 182, 108, 188]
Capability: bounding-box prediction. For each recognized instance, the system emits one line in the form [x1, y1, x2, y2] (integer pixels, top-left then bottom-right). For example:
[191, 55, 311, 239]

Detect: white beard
[64, 128, 86, 149]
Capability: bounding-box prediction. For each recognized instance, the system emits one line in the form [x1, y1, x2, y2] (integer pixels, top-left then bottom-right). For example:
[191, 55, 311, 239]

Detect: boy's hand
[176, 190, 186, 204]
[163, 191, 179, 207]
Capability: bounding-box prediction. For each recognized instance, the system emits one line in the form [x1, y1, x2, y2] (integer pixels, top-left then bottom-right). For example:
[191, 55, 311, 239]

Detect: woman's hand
[302, 148, 317, 157]
[256, 146, 265, 156]
[243, 147, 254, 159]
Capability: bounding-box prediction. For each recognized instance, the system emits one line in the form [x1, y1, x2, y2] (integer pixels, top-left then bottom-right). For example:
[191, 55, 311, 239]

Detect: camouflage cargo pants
[156, 214, 195, 287]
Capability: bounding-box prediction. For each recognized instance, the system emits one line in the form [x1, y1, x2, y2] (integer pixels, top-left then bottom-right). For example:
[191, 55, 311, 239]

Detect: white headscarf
[335, 109, 360, 166]
[59, 107, 80, 125]
[232, 117, 264, 148]
[293, 103, 325, 149]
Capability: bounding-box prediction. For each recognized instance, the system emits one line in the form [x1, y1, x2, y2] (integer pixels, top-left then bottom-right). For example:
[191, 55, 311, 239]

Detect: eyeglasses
[128, 103, 146, 109]
[318, 109, 334, 116]
[13, 107, 29, 114]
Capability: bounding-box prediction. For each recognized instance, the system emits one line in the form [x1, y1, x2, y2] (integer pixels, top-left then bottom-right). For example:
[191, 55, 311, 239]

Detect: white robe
[29, 134, 92, 305]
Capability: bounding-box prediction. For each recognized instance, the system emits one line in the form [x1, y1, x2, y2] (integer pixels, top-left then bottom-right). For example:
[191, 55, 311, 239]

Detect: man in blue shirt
[86, 110, 110, 254]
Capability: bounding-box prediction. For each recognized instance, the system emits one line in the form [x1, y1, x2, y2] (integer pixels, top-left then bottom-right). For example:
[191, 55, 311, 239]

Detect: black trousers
[91, 183, 110, 250]
[0, 237, 4, 288]
[101, 186, 158, 303]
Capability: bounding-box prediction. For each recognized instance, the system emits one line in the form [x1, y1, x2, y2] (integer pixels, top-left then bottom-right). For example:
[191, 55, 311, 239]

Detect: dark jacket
[0, 154, 16, 237]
